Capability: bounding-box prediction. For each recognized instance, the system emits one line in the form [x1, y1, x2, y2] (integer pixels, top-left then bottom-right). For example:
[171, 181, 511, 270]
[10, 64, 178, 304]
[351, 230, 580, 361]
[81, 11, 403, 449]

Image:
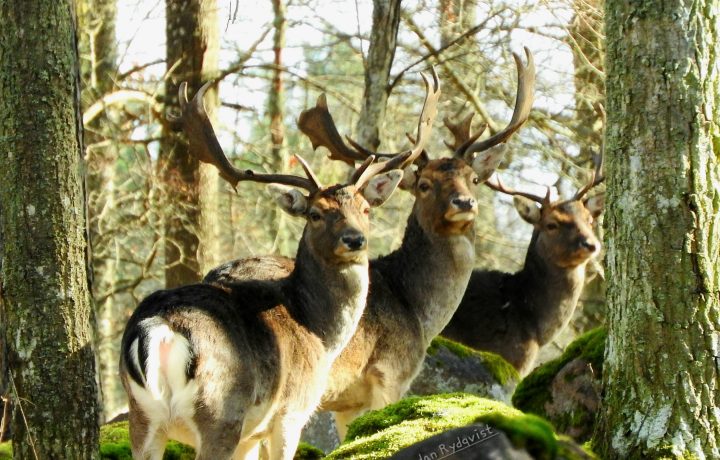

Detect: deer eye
[472, 176, 481, 185]
[418, 181, 431, 193]
[363, 207, 370, 216]
[546, 222, 559, 231]
[309, 211, 322, 222]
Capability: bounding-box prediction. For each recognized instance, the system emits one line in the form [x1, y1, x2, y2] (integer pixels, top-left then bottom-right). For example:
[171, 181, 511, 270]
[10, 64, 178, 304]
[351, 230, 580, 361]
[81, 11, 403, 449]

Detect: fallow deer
[117, 79, 427, 459]
[204, 49, 535, 439]
[441, 161, 604, 376]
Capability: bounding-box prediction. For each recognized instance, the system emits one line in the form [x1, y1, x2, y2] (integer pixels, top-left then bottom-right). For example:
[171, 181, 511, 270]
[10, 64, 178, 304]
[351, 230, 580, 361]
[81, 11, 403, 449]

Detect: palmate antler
[297, 68, 441, 183]
[167, 82, 389, 193]
[450, 47, 536, 162]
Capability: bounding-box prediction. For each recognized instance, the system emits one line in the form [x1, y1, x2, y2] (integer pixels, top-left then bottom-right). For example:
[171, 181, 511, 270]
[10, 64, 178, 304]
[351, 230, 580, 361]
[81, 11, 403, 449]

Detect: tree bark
[162, 0, 218, 287]
[0, 1, 101, 457]
[595, 0, 720, 457]
[355, 0, 402, 150]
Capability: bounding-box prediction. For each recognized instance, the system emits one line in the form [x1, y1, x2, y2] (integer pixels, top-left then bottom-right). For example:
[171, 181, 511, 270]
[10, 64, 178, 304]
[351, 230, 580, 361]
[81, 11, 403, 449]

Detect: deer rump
[119, 281, 327, 448]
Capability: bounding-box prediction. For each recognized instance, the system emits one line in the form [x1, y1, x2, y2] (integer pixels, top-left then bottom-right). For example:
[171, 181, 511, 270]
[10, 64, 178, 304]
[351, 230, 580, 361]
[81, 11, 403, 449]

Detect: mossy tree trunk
[0, 0, 101, 457]
[354, 0, 402, 150]
[162, 0, 218, 287]
[595, 0, 720, 457]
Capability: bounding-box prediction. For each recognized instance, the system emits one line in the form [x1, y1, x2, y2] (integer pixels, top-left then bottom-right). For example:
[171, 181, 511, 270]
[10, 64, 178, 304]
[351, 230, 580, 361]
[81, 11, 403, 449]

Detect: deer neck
[377, 213, 475, 346]
[287, 231, 369, 360]
[518, 230, 587, 345]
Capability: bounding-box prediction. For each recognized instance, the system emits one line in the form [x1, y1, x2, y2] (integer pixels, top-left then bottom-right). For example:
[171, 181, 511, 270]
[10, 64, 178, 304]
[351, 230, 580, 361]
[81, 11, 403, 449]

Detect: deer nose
[450, 196, 477, 212]
[341, 233, 366, 251]
[579, 238, 598, 253]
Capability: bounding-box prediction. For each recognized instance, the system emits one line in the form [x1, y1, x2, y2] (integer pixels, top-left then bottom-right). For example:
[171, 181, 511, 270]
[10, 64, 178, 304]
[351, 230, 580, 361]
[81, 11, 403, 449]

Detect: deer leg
[333, 409, 367, 441]
[127, 398, 167, 460]
[129, 420, 167, 460]
[233, 438, 262, 460]
[193, 420, 243, 460]
[267, 412, 311, 460]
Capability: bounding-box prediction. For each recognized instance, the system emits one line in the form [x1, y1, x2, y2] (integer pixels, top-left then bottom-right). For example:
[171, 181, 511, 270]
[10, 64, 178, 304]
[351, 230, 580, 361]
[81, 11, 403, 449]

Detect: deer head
[487, 156, 604, 268]
[168, 82, 404, 266]
[296, 49, 535, 238]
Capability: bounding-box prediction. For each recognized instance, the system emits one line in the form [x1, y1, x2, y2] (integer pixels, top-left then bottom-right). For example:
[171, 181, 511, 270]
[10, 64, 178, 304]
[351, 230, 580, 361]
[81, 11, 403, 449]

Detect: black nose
[451, 196, 477, 211]
[342, 234, 366, 251]
[579, 239, 597, 252]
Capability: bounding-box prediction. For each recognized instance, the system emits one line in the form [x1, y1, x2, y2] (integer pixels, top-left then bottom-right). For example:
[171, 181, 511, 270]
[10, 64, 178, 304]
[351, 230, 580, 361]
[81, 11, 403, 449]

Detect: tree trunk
[162, 0, 218, 287]
[594, 0, 720, 457]
[192, 1, 223, 275]
[0, 1, 101, 457]
[77, 0, 124, 420]
[355, 0, 402, 150]
[569, 0, 603, 162]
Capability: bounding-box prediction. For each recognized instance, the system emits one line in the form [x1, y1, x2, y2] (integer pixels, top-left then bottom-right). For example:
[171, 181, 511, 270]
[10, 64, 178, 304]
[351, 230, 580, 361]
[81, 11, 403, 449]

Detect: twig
[9, 375, 39, 460]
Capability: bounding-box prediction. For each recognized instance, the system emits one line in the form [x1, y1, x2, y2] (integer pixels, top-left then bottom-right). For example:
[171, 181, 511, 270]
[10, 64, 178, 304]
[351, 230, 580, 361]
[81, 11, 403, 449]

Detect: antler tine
[457, 47, 536, 159]
[352, 68, 441, 189]
[349, 155, 377, 184]
[443, 113, 487, 152]
[572, 151, 605, 201]
[297, 94, 369, 166]
[294, 154, 322, 190]
[368, 67, 441, 170]
[485, 174, 550, 205]
[171, 81, 318, 193]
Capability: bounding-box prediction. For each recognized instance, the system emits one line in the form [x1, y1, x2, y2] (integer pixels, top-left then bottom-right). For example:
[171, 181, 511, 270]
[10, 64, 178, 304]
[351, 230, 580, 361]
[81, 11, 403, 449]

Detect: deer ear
[362, 169, 403, 207]
[513, 195, 541, 224]
[584, 194, 605, 218]
[471, 145, 506, 183]
[399, 165, 418, 191]
[268, 184, 308, 216]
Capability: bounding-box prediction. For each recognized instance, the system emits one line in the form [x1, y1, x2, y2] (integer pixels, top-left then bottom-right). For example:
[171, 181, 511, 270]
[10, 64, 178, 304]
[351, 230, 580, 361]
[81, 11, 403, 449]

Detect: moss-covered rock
[410, 337, 519, 402]
[99, 422, 195, 459]
[512, 327, 606, 442]
[0, 442, 11, 460]
[325, 393, 595, 459]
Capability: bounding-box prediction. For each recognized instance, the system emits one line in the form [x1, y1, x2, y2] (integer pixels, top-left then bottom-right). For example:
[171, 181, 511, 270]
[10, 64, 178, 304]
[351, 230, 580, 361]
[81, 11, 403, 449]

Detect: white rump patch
[128, 320, 200, 445]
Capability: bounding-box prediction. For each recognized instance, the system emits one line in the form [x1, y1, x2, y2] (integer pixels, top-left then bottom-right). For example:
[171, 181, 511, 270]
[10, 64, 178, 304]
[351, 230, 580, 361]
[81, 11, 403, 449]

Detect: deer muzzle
[445, 195, 478, 222]
[336, 230, 367, 256]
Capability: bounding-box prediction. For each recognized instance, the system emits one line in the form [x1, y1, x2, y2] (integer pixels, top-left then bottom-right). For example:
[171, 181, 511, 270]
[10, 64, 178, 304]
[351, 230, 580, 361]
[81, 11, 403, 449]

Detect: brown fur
[205, 158, 485, 438]
[119, 182, 393, 460]
[442, 197, 602, 376]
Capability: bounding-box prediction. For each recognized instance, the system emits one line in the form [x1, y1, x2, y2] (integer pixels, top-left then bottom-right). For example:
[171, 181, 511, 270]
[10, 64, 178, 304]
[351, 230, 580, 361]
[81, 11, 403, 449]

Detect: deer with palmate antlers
[118, 81, 417, 459]
[442, 160, 604, 376]
[204, 49, 535, 440]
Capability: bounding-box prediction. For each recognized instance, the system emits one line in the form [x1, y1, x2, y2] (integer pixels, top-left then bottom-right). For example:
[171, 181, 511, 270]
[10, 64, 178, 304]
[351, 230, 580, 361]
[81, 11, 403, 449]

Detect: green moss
[327, 393, 593, 459]
[99, 422, 195, 459]
[512, 327, 607, 416]
[98, 422, 320, 460]
[428, 336, 520, 386]
[475, 412, 557, 460]
[295, 442, 325, 459]
[0, 442, 11, 460]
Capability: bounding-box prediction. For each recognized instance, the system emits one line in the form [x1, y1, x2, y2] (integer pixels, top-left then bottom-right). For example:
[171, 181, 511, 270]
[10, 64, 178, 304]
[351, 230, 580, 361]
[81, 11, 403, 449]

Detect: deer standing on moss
[118, 82, 412, 460]
[205, 49, 535, 440]
[441, 163, 604, 376]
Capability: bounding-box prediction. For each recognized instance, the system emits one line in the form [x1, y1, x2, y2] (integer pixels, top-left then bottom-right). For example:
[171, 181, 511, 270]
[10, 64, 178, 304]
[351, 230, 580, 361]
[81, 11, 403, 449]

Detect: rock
[512, 327, 605, 442]
[410, 337, 519, 403]
[301, 337, 519, 453]
[300, 411, 340, 455]
[388, 423, 533, 460]
[324, 393, 595, 459]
